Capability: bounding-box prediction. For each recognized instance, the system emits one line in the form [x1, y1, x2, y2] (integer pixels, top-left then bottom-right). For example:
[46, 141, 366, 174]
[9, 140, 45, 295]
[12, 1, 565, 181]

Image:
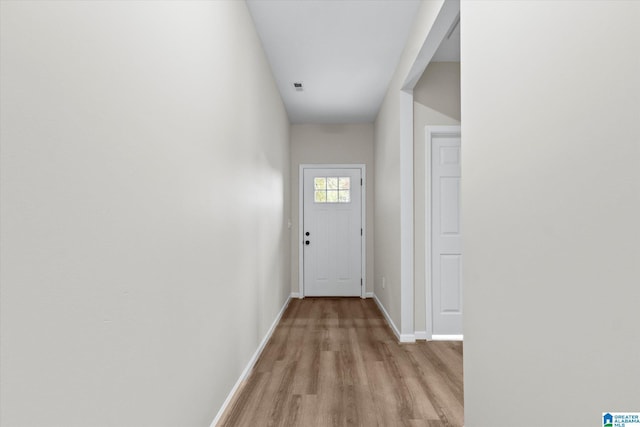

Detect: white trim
[402, 2, 461, 91]
[415, 331, 428, 340]
[425, 126, 462, 340]
[290, 292, 302, 299]
[400, 334, 416, 344]
[399, 90, 415, 338]
[298, 164, 366, 298]
[364, 292, 374, 299]
[298, 165, 304, 298]
[424, 127, 434, 340]
[361, 165, 367, 299]
[210, 295, 292, 427]
[373, 294, 400, 340]
[429, 335, 464, 342]
[372, 294, 415, 343]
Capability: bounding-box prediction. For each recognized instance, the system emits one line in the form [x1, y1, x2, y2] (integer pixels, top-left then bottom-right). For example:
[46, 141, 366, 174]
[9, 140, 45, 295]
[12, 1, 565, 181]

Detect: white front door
[303, 168, 362, 297]
[431, 130, 463, 335]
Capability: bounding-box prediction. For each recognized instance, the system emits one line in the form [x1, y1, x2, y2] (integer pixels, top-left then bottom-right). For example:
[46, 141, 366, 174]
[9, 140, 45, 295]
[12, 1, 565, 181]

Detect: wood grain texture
[218, 298, 463, 427]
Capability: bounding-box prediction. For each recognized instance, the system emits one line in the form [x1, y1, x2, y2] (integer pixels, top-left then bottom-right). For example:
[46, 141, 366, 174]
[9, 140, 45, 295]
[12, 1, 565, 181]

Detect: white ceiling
[246, 0, 421, 124]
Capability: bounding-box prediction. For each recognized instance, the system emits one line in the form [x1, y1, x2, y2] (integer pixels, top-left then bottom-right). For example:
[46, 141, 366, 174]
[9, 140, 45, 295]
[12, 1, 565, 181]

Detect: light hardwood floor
[218, 298, 463, 427]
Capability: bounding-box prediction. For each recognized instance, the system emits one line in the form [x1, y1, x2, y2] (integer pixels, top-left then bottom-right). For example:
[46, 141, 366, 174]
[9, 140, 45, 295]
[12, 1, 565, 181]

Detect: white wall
[462, 1, 640, 425]
[413, 62, 460, 120]
[0, 2, 290, 426]
[290, 124, 374, 295]
[413, 62, 460, 333]
[374, 0, 445, 332]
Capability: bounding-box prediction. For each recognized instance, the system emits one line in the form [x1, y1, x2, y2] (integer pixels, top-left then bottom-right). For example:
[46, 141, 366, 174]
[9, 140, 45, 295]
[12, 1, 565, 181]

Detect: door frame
[425, 126, 463, 341]
[299, 164, 366, 298]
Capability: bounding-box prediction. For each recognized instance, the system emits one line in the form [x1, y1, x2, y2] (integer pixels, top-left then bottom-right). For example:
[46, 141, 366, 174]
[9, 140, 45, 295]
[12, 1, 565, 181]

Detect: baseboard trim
[209, 294, 292, 427]
[399, 333, 416, 343]
[372, 294, 416, 343]
[430, 334, 463, 341]
[415, 331, 463, 341]
[291, 292, 372, 299]
[415, 331, 428, 340]
[372, 294, 400, 340]
[372, 293, 416, 343]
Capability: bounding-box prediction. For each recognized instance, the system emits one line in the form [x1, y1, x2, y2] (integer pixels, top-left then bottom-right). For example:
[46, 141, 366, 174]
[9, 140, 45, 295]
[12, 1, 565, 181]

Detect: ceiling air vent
[293, 82, 303, 91]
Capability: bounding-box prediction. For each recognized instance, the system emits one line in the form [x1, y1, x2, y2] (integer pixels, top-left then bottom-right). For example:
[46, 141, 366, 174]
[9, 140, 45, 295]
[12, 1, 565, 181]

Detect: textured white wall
[413, 62, 460, 334]
[0, 2, 290, 426]
[374, 0, 445, 331]
[290, 124, 374, 295]
[462, 1, 640, 425]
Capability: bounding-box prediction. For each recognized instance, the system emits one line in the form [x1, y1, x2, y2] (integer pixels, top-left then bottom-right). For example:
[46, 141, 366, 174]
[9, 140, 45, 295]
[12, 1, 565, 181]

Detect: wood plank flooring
[218, 298, 463, 427]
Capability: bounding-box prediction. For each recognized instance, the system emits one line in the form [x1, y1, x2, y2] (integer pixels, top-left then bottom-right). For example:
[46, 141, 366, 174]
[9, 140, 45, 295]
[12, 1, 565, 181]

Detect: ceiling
[246, 0, 421, 124]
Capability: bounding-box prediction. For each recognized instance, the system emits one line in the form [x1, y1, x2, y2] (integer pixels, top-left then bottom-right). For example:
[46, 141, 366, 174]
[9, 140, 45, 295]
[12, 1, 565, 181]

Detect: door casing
[299, 164, 366, 298]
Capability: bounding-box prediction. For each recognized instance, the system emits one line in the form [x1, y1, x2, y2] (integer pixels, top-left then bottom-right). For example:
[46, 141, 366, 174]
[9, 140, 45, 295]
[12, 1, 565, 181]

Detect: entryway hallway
[218, 298, 463, 426]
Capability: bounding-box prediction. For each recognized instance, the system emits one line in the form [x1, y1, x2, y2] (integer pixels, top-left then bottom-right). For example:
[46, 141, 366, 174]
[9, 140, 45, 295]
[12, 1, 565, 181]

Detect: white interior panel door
[303, 168, 361, 297]
[432, 135, 463, 335]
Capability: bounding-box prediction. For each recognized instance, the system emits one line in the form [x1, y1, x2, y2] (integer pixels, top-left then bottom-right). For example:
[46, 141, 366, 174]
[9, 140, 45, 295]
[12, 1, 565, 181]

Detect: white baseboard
[415, 331, 428, 340]
[372, 294, 415, 343]
[294, 292, 372, 299]
[209, 295, 292, 427]
[430, 334, 464, 341]
[372, 294, 405, 342]
[415, 331, 464, 341]
[399, 333, 416, 343]
[372, 294, 400, 340]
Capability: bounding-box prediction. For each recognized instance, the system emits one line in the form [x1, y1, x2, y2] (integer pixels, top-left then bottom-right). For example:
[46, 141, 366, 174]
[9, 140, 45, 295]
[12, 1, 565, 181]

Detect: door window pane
[314, 176, 352, 203]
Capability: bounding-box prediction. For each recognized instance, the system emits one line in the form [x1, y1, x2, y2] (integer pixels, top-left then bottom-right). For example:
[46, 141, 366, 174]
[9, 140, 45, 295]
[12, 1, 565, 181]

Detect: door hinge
[361, 278, 363, 287]
[361, 228, 363, 236]
[360, 178, 363, 186]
